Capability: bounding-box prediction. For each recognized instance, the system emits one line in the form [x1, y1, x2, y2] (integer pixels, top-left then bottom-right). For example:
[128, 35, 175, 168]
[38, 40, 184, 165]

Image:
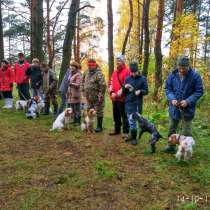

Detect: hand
[117, 88, 123, 97]
[135, 90, 141, 96]
[111, 92, 117, 99]
[108, 87, 112, 93]
[180, 100, 188, 108]
[171, 100, 178, 106]
[125, 84, 131, 89]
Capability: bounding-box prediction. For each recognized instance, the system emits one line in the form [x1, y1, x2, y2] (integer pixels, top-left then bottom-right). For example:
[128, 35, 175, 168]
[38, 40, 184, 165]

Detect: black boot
[130, 129, 138, 145]
[53, 104, 58, 116]
[95, 117, 103, 133]
[43, 102, 50, 115]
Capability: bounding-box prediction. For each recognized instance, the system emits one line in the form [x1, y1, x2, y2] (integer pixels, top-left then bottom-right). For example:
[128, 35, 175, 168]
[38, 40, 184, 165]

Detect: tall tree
[204, 0, 210, 64]
[0, 0, 4, 61]
[107, 0, 114, 78]
[142, 0, 150, 77]
[154, 0, 165, 101]
[59, 0, 79, 84]
[121, 0, 133, 55]
[31, 0, 44, 61]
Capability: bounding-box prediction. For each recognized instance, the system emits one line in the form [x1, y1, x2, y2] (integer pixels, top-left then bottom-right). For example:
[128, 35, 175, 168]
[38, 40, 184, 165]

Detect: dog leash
[17, 85, 29, 101]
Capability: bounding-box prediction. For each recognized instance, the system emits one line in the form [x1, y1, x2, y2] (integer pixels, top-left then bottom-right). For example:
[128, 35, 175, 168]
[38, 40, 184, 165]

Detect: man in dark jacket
[124, 62, 148, 145]
[26, 58, 43, 98]
[163, 56, 204, 153]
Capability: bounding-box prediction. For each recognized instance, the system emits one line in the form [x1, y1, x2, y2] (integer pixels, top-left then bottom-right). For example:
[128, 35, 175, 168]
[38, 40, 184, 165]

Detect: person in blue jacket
[163, 56, 204, 153]
[124, 62, 148, 145]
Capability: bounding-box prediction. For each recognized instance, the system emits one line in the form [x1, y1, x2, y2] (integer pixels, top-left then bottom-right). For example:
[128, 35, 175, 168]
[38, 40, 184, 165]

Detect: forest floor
[0, 93, 210, 210]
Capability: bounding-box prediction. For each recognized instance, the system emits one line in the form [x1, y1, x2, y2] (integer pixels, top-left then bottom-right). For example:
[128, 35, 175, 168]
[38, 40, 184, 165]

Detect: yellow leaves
[170, 13, 199, 60]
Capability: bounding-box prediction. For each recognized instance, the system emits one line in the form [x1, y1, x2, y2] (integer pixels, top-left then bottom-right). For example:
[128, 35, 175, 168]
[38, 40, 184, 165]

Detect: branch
[76, 5, 95, 13]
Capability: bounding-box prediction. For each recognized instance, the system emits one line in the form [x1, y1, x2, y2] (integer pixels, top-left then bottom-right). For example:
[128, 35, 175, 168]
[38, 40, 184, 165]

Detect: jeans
[59, 92, 66, 113]
[17, 83, 30, 100]
[127, 113, 137, 130]
[168, 117, 192, 136]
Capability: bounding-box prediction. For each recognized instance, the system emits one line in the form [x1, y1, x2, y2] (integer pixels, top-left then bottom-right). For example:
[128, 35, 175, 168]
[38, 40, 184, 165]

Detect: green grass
[0, 89, 210, 209]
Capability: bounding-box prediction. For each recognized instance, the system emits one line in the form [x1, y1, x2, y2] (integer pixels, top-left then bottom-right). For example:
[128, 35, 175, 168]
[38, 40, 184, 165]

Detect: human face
[1, 62, 7, 69]
[32, 62, 39, 67]
[178, 66, 188, 76]
[116, 59, 124, 71]
[18, 55, 24, 61]
[131, 71, 138, 77]
[71, 65, 77, 72]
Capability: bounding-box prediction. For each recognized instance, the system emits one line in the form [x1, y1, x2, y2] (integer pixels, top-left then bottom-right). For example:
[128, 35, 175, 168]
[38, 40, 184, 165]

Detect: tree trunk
[204, 0, 210, 65]
[31, 0, 44, 61]
[107, 0, 114, 78]
[139, 0, 145, 68]
[0, 0, 4, 62]
[76, 3, 80, 63]
[121, 0, 133, 55]
[137, 0, 141, 64]
[59, 0, 79, 84]
[142, 0, 150, 77]
[154, 0, 165, 101]
[169, 0, 183, 61]
[46, 0, 53, 68]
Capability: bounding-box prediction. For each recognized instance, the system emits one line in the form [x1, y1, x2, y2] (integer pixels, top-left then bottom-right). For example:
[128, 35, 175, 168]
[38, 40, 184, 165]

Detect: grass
[0, 89, 210, 210]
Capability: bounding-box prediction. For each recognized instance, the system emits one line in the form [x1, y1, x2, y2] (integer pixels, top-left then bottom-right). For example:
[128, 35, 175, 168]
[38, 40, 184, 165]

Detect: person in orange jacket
[0, 59, 14, 109]
[14, 53, 30, 100]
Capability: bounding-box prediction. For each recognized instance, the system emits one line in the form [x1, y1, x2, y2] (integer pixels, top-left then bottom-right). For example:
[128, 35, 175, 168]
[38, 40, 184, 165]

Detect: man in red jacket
[0, 59, 14, 109]
[14, 53, 30, 100]
[108, 55, 130, 137]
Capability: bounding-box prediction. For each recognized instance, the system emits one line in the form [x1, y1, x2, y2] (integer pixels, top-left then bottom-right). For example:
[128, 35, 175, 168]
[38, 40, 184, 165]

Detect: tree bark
[142, 0, 150, 77]
[46, 0, 53, 68]
[154, 0, 165, 101]
[204, 0, 210, 64]
[59, 0, 79, 84]
[107, 0, 114, 78]
[121, 0, 133, 55]
[0, 0, 4, 62]
[31, 0, 44, 61]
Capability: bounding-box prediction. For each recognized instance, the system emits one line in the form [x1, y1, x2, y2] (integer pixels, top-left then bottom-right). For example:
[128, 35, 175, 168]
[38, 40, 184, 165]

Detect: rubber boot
[53, 104, 58, 116]
[130, 129, 138, 145]
[162, 145, 176, 154]
[43, 102, 50, 115]
[95, 117, 103, 133]
[3, 98, 9, 108]
[7, 98, 13, 109]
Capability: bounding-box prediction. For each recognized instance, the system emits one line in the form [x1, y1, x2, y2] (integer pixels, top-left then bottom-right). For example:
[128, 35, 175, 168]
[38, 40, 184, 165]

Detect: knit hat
[2, 59, 9, 65]
[178, 56, 190, 67]
[18, 52, 24, 57]
[70, 61, 80, 69]
[129, 62, 139, 72]
[116, 54, 125, 63]
[87, 59, 97, 68]
[32, 58, 40, 64]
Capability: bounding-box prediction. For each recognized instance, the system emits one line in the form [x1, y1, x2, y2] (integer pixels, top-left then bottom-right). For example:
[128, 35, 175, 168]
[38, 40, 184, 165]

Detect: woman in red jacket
[0, 60, 14, 109]
[108, 55, 130, 137]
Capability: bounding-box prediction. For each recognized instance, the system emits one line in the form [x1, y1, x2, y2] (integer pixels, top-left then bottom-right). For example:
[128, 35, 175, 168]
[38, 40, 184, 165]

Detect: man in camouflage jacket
[41, 63, 58, 115]
[81, 59, 106, 132]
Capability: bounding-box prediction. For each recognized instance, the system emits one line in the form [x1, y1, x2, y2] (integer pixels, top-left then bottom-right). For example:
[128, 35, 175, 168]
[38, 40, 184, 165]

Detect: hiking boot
[162, 145, 176, 154]
[130, 129, 138, 145]
[109, 129, 120, 136]
[95, 117, 103, 133]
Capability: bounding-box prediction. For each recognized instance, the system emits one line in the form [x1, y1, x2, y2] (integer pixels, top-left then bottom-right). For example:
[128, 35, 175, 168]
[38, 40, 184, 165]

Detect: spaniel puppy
[25, 97, 41, 119]
[81, 108, 96, 133]
[50, 108, 73, 131]
[15, 100, 28, 111]
[133, 112, 162, 153]
[169, 134, 195, 161]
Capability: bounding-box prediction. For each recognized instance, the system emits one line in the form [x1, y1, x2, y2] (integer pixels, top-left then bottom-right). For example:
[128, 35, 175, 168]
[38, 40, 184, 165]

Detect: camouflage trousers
[87, 100, 105, 118]
[168, 117, 192, 137]
[45, 90, 58, 106]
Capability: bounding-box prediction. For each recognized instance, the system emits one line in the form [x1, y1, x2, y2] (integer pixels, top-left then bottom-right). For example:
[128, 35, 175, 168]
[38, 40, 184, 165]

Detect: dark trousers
[112, 101, 129, 134]
[17, 83, 30, 100]
[2, 91, 13, 98]
[68, 103, 81, 122]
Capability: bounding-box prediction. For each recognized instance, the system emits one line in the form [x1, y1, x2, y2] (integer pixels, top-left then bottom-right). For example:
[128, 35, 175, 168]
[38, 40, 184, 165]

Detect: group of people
[0, 52, 204, 152]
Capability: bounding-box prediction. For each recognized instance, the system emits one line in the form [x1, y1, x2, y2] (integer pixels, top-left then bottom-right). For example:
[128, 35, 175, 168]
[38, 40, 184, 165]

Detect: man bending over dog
[163, 56, 204, 154]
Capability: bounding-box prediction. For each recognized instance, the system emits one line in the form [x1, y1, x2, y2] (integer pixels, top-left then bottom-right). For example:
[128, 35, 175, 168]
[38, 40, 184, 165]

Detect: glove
[135, 90, 141, 96]
[10, 83, 13, 88]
